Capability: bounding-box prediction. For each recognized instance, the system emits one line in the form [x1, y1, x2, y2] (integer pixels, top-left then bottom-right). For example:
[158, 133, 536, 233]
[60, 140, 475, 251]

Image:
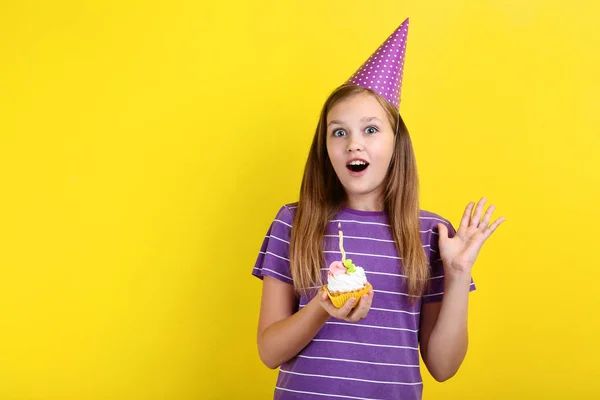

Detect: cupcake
[323, 223, 372, 309]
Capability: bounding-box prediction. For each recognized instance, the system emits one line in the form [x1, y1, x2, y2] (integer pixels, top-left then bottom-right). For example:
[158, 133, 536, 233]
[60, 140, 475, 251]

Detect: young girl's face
[326, 92, 395, 204]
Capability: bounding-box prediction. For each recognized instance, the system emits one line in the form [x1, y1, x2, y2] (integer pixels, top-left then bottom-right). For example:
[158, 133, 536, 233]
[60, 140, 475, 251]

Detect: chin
[342, 184, 380, 197]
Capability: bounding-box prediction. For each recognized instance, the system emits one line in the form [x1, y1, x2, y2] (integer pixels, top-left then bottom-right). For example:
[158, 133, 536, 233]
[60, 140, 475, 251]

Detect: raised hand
[437, 197, 506, 280]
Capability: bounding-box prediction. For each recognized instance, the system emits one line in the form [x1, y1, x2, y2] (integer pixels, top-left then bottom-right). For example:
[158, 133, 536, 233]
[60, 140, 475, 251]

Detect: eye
[365, 126, 379, 134]
[333, 129, 347, 137]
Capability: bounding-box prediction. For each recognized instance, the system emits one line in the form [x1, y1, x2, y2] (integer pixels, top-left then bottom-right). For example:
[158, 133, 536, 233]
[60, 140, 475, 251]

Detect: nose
[346, 136, 364, 153]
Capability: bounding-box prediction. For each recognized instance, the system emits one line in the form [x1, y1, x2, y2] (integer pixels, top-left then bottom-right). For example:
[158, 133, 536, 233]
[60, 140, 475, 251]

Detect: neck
[345, 192, 385, 212]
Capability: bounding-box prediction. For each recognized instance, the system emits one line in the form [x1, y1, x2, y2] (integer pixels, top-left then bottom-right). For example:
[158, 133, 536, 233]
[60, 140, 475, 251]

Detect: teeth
[349, 160, 367, 166]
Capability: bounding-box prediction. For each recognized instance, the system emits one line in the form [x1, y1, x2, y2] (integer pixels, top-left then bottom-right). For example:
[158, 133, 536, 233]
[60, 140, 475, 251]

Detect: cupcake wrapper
[324, 282, 373, 309]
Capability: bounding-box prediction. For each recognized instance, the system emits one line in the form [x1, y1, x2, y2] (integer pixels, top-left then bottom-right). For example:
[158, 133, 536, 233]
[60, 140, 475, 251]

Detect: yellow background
[1, 0, 599, 398]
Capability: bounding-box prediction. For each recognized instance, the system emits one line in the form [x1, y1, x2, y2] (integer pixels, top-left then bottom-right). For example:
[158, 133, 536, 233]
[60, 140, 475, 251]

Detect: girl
[252, 18, 505, 400]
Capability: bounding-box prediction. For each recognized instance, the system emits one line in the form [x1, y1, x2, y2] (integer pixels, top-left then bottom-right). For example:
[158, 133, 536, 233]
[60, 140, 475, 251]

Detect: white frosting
[327, 266, 368, 292]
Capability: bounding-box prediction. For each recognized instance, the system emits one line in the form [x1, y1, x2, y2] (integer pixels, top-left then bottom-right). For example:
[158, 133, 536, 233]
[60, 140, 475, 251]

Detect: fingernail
[349, 298, 356, 304]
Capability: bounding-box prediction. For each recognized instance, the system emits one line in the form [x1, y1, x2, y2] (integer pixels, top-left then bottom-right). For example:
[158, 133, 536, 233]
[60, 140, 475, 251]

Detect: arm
[420, 197, 505, 381]
[419, 275, 471, 382]
[257, 276, 330, 369]
[257, 276, 375, 369]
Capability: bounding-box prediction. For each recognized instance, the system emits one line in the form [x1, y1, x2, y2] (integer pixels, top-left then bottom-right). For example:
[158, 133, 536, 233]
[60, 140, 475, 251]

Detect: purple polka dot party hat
[345, 18, 409, 110]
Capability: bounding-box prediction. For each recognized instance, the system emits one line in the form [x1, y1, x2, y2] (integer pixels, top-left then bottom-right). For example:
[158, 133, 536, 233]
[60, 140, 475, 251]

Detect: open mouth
[346, 160, 370, 173]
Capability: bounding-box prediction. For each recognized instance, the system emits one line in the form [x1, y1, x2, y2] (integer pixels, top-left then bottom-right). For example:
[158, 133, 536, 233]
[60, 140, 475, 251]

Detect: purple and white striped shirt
[253, 203, 476, 400]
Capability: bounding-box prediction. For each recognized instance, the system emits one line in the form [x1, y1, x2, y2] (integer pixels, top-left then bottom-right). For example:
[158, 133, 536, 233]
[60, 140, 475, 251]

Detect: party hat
[345, 18, 409, 109]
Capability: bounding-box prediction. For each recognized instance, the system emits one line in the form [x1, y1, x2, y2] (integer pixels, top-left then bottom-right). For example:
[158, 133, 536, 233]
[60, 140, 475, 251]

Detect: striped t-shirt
[252, 203, 476, 400]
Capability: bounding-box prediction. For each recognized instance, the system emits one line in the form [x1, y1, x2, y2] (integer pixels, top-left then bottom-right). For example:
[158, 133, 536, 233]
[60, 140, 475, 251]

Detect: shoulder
[272, 202, 298, 227]
[419, 209, 458, 254]
[419, 209, 454, 232]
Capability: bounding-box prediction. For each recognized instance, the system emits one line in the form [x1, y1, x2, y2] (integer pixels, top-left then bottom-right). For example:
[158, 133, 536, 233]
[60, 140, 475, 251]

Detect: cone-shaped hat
[345, 18, 409, 109]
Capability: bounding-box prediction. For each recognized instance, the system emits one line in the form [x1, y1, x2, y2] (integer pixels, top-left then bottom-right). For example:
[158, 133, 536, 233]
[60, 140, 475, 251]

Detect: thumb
[438, 223, 448, 240]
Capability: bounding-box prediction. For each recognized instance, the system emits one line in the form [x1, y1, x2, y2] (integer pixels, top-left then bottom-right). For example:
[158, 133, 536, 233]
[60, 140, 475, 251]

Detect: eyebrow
[327, 117, 382, 126]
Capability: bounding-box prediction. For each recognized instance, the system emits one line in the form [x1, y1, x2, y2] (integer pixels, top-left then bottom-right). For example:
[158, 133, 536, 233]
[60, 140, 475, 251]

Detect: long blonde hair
[289, 84, 429, 302]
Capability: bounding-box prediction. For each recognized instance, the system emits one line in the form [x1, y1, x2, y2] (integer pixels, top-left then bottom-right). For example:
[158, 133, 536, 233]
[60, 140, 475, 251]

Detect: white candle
[338, 222, 346, 262]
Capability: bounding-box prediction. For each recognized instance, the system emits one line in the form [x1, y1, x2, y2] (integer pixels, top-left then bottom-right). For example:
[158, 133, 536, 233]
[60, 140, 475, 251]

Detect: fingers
[459, 202, 475, 231]
[470, 197, 487, 228]
[472, 198, 506, 237]
[483, 216, 506, 239]
[479, 203, 496, 230]
[336, 297, 358, 319]
[346, 290, 374, 322]
[319, 288, 356, 317]
[437, 222, 448, 240]
[318, 290, 336, 314]
[319, 289, 375, 322]
[464, 198, 504, 234]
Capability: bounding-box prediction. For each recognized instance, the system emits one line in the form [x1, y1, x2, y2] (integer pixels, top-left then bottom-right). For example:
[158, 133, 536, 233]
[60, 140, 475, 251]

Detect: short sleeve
[422, 219, 476, 303]
[252, 205, 295, 285]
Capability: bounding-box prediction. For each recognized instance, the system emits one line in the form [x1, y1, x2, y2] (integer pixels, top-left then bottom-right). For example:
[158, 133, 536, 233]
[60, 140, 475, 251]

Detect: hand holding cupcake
[319, 223, 374, 321]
